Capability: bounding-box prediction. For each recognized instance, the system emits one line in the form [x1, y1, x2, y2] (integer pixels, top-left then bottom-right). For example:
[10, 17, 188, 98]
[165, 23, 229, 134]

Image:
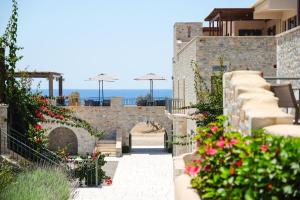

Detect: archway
[130, 121, 167, 148]
[48, 127, 78, 155]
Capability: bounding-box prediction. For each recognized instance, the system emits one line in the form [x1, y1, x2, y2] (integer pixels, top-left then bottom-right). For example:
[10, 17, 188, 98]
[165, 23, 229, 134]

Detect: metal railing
[123, 97, 167, 106]
[165, 98, 186, 114]
[1, 128, 63, 167]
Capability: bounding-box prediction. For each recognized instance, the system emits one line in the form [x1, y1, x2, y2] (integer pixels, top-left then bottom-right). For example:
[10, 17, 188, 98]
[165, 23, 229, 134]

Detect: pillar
[0, 48, 5, 103]
[58, 76, 63, 97]
[0, 105, 8, 154]
[48, 74, 54, 97]
[298, 0, 300, 26]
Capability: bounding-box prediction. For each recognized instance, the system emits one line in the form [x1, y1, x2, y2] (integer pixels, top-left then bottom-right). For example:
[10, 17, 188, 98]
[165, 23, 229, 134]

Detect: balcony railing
[165, 98, 186, 114]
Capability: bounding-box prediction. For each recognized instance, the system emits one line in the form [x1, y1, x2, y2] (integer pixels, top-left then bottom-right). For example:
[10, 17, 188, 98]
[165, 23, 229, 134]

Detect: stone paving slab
[74, 146, 174, 200]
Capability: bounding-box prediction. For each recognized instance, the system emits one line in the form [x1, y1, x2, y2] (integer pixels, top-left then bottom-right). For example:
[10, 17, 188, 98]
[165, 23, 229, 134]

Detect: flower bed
[185, 116, 300, 200]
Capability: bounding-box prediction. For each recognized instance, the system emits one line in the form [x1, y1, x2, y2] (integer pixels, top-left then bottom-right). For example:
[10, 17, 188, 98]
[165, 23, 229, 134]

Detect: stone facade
[71, 97, 173, 150]
[277, 26, 300, 86]
[173, 35, 277, 106]
[0, 105, 8, 154]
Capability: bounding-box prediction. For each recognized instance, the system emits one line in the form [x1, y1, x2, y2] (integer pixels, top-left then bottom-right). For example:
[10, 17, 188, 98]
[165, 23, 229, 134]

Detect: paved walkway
[74, 146, 174, 200]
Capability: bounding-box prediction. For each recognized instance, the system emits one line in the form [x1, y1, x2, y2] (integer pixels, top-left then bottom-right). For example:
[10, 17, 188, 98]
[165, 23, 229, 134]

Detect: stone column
[111, 97, 123, 108]
[0, 104, 8, 154]
[172, 114, 188, 156]
[48, 74, 54, 97]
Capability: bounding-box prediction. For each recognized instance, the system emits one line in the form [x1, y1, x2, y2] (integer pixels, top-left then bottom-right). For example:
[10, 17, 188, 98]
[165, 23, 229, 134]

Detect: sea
[39, 89, 172, 99]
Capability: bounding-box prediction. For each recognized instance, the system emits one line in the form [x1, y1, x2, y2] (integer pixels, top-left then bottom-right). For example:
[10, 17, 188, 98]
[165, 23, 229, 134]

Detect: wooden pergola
[204, 8, 255, 36]
[15, 71, 64, 98]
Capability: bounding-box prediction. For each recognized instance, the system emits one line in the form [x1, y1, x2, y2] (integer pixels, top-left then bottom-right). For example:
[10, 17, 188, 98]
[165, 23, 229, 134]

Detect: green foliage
[0, 167, 71, 200]
[74, 152, 107, 186]
[187, 117, 300, 200]
[191, 59, 225, 126]
[136, 93, 152, 105]
[0, 161, 16, 192]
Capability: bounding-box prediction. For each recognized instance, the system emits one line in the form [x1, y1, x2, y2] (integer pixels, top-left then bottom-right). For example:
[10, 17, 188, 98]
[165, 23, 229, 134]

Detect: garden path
[74, 146, 174, 200]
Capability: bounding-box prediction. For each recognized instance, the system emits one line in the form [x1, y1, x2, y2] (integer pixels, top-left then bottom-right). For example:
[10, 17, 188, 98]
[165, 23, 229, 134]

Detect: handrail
[9, 128, 65, 164]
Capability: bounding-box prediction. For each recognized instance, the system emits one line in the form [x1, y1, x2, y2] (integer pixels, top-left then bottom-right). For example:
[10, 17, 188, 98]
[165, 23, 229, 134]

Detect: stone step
[98, 148, 117, 152]
[97, 140, 116, 145]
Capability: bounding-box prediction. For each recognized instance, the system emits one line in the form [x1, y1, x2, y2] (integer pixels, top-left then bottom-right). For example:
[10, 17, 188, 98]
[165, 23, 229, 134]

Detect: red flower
[260, 145, 269, 152]
[216, 138, 226, 148]
[206, 133, 213, 138]
[203, 165, 211, 171]
[34, 124, 43, 131]
[236, 159, 243, 167]
[229, 139, 238, 146]
[105, 177, 113, 185]
[205, 145, 217, 156]
[211, 126, 218, 133]
[202, 112, 209, 118]
[267, 183, 273, 189]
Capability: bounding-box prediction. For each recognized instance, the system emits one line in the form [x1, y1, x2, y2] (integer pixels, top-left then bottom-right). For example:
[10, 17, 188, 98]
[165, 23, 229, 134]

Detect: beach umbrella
[87, 73, 118, 102]
[134, 73, 166, 101]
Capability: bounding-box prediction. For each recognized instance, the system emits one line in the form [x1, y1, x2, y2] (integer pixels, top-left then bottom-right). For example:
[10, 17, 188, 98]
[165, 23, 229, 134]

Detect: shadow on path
[129, 147, 169, 155]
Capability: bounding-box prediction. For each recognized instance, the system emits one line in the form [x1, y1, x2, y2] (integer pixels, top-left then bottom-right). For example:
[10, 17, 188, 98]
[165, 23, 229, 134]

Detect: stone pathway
[74, 146, 174, 200]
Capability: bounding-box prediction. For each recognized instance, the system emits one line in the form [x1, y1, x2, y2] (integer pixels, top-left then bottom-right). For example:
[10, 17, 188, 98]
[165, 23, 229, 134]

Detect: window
[239, 29, 262, 36]
[267, 25, 276, 36]
[284, 15, 298, 31]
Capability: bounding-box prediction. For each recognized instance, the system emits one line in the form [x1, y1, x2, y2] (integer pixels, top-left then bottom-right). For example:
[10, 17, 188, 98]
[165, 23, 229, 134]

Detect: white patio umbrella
[134, 73, 166, 101]
[87, 73, 118, 102]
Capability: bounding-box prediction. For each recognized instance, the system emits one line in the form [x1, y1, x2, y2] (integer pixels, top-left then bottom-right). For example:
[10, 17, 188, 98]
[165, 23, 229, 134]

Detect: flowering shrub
[186, 116, 300, 200]
[74, 149, 110, 186]
[26, 95, 104, 147]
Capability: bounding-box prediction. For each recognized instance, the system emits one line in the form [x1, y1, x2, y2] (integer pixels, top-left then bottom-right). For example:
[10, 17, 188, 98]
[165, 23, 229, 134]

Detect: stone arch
[48, 127, 78, 155]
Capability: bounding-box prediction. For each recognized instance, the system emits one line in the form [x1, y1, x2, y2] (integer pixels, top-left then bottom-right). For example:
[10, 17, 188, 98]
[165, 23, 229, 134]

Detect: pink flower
[216, 139, 225, 148]
[260, 145, 269, 152]
[211, 126, 218, 133]
[245, 140, 251, 145]
[205, 145, 217, 156]
[206, 133, 212, 138]
[229, 139, 238, 146]
[185, 166, 200, 176]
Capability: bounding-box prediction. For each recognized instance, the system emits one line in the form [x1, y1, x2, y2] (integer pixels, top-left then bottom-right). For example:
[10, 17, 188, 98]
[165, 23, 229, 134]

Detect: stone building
[173, 0, 300, 106]
[171, 0, 300, 155]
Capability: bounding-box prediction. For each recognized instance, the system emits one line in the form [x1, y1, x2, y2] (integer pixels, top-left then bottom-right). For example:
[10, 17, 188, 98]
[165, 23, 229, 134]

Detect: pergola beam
[15, 71, 64, 98]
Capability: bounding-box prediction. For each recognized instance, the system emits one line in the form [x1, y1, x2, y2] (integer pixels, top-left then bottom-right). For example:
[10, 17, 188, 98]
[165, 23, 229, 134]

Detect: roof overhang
[253, 0, 297, 19]
[205, 8, 254, 21]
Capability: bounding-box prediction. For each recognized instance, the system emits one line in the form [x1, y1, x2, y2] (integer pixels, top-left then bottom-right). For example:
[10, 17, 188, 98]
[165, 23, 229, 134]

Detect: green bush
[186, 117, 300, 200]
[0, 167, 71, 200]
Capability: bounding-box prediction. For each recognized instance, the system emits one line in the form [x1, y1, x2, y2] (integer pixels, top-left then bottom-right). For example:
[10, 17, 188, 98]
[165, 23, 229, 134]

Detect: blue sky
[0, 0, 254, 89]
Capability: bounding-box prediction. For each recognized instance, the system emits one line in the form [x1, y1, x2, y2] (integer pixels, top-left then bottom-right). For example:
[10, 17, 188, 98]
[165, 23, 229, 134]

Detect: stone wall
[277, 26, 300, 86]
[0, 105, 8, 154]
[71, 97, 173, 150]
[173, 22, 203, 55]
[223, 71, 293, 134]
[173, 40, 198, 105]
